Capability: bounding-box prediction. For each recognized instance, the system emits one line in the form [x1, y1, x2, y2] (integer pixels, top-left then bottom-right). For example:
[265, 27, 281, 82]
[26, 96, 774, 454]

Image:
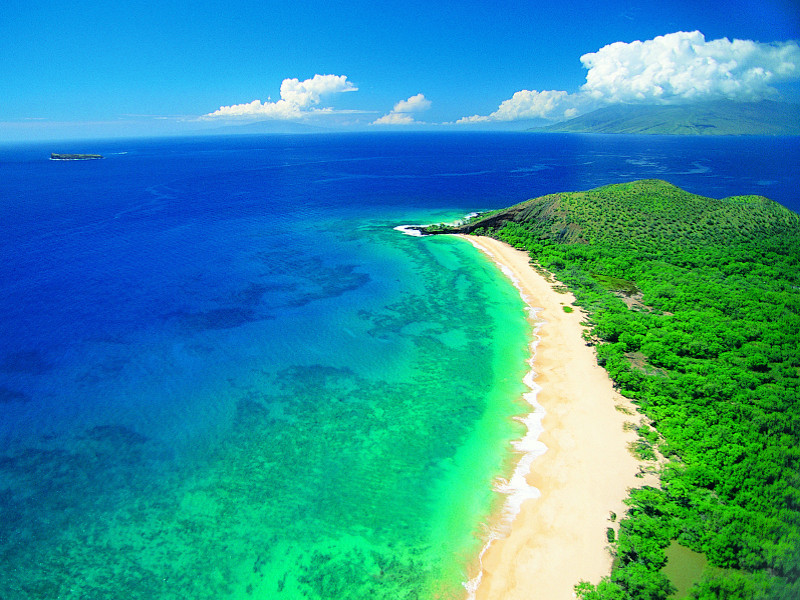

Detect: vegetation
[534, 100, 800, 136]
[444, 180, 800, 599]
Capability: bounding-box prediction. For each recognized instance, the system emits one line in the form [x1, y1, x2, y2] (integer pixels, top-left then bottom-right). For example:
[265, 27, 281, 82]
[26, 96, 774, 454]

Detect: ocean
[1, 132, 798, 599]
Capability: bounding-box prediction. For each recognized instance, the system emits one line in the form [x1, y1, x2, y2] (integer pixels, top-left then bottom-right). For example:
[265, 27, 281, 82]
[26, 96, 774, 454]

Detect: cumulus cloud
[391, 93, 432, 113]
[373, 112, 417, 125]
[204, 74, 357, 120]
[279, 75, 357, 107]
[457, 90, 582, 123]
[373, 93, 431, 125]
[581, 31, 800, 103]
[457, 31, 800, 124]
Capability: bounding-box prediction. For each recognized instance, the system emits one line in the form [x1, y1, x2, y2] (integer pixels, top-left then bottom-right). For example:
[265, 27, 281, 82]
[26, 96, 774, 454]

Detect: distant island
[50, 153, 104, 161]
[534, 100, 800, 136]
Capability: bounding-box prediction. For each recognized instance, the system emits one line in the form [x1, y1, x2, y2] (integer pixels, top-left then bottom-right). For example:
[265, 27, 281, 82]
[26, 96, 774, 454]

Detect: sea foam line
[394, 213, 481, 237]
[394, 225, 550, 598]
[393, 224, 426, 237]
[462, 245, 549, 600]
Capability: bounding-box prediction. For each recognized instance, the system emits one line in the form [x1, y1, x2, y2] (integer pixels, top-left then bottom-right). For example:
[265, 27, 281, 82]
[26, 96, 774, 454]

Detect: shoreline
[453, 235, 647, 600]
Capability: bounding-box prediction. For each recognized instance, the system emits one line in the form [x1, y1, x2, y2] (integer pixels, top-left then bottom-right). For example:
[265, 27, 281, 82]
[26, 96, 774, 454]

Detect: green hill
[433, 180, 800, 599]
[446, 179, 800, 249]
[535, 101, 800, 136]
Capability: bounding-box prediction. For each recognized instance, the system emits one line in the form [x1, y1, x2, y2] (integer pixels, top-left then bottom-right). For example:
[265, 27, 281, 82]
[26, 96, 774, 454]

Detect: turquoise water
[2, 133, 798, 599]
[0, 138, 532, 597]
[6, 229, 531, 598]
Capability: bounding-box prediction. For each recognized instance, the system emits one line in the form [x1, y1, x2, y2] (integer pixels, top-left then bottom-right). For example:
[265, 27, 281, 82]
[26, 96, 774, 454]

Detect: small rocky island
[50, 153, 104, 160]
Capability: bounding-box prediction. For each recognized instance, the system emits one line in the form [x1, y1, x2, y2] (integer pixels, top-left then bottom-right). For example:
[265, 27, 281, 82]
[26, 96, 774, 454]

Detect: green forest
[433, 180, 800, 599]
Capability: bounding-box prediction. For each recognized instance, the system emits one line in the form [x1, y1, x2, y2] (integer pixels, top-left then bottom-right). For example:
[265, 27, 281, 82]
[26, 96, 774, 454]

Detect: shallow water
[1, 133, 798, 598]
[663, 541, 709, 598]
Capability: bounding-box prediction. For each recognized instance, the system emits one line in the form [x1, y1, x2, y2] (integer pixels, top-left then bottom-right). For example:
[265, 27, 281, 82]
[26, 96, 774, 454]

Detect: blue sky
[2, 0, 799, 140]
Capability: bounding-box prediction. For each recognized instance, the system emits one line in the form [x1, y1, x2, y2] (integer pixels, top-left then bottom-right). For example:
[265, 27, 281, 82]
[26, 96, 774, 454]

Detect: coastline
[454, 235, 647, 600]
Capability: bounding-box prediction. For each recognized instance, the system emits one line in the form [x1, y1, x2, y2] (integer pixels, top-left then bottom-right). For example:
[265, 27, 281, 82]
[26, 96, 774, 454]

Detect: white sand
[454, 235, 645, 600]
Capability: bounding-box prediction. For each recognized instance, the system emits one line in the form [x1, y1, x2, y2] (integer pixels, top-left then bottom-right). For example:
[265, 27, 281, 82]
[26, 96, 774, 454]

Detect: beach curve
[454, 235, 646, 600]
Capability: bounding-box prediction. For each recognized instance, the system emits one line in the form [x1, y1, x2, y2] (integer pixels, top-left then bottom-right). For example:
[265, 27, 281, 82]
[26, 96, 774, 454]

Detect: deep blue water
[5, 133, 797, 439]
[6, 133, 796, 368]
[0, 132, 798, 599]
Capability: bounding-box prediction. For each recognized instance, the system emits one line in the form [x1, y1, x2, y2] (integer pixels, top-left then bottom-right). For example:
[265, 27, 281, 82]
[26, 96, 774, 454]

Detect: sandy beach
[455, 235, 646, 600]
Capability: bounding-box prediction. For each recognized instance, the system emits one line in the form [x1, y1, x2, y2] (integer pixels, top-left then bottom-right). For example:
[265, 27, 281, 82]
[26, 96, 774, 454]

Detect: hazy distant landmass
[205, 120, 329, 135]
[535, 100, 800, 135]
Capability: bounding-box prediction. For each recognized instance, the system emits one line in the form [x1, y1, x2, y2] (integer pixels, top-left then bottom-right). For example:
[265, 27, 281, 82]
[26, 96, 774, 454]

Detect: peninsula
[432, 180, 800, 598]
[50, 153, 104, 160]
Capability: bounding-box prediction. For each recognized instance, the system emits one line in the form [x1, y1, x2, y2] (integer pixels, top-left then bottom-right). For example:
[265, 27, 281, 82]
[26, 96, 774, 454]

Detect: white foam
[462, 248, 549, 600]
[394, 211, 484, 237]
[402, 226, 550, 598]
[393, 225, 426, 237]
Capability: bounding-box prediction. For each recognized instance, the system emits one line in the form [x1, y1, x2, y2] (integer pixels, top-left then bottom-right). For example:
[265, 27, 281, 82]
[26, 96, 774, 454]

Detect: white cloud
[392, 93, 432, 113]
[455, 114, 490, 124]
[373, 93, 431, 125]
[580, 31, 800, 103]
[279, 74, 357, 107]
[205, 98, 303, 120]
[373, 112, 417, 125]
[457, 89, 580, 123]
[204, 74, 357, 120]
[457, 31, 800, 124]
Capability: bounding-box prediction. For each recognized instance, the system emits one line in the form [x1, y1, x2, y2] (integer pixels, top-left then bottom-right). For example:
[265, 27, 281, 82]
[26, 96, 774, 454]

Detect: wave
[462, 255, 548, 600]
[394, 213, 482, 237]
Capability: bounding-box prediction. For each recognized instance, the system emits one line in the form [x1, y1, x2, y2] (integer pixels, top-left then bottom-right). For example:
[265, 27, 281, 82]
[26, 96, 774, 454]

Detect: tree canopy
[439, 180, 800, 599]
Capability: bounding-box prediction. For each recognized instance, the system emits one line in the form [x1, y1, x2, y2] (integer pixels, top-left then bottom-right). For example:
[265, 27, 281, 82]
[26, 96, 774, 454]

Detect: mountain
[535, 100, 800, 135]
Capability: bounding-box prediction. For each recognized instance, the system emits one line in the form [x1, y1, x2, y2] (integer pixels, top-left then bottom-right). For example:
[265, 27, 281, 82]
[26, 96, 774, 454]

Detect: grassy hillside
[434, 180, 800, 599]
[535, 101, 800, 136]
[447, 180, 799, 250]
